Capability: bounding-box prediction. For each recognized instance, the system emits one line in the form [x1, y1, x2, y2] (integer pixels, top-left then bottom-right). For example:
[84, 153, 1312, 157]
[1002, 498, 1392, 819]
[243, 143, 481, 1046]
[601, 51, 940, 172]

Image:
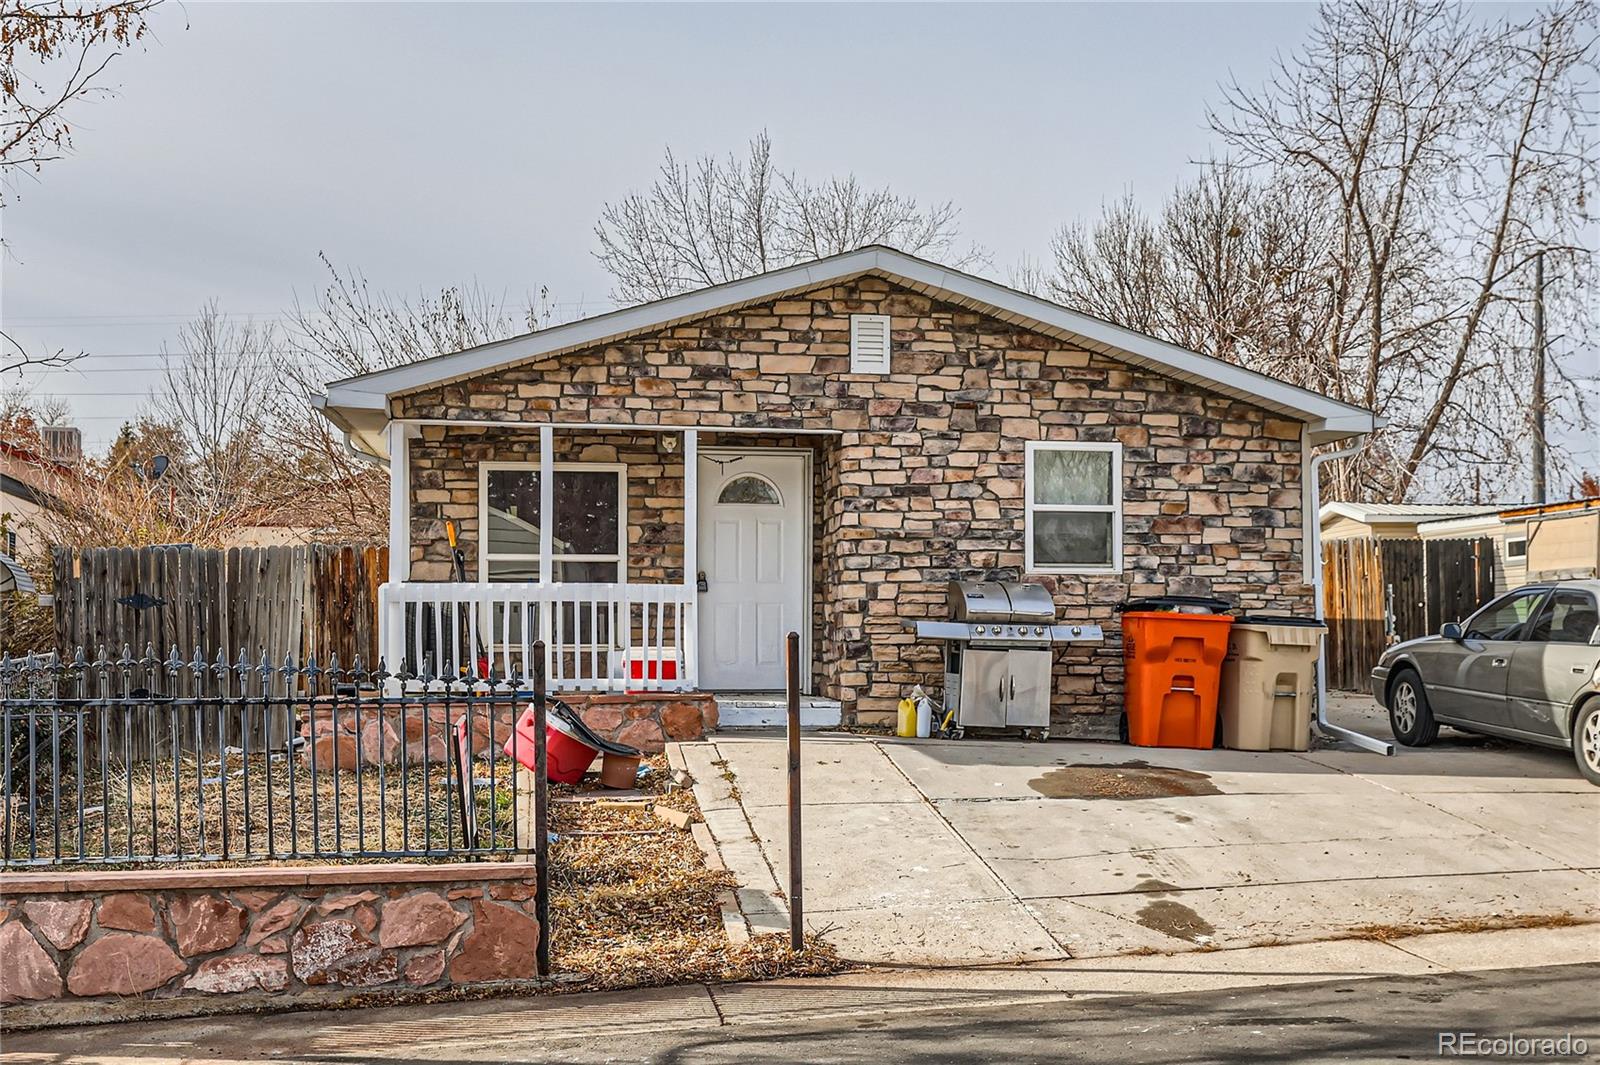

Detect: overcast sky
[3, 2, 1595, 488]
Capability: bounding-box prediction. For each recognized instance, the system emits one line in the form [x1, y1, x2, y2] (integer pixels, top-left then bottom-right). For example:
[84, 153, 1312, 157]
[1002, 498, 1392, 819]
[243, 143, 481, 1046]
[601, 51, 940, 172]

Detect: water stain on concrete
[1135, 899, 1217, 943]
[1133, 877, 1181, 897]
[1026, 762, 1221, 800]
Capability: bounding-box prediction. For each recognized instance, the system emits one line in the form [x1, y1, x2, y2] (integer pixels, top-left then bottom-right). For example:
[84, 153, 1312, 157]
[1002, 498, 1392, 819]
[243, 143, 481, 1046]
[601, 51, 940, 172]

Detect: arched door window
[717, 474, 782, 505]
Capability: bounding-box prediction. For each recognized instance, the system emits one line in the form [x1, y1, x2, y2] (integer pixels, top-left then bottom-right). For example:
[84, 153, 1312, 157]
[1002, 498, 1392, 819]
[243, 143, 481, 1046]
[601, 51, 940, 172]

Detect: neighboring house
[1321, 497, 1600, 600]
[1494, 498, 1600, 582]
[1319, 502, 1502, 542]
[318, 246, 1378, 725]
[0, 440, 72, 563]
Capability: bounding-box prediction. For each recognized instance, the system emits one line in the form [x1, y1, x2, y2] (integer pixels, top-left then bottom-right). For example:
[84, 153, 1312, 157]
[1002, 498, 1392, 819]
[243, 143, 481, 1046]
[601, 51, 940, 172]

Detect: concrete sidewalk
[5, 924, 1597, 1061]
[681, 695, 1599, 966]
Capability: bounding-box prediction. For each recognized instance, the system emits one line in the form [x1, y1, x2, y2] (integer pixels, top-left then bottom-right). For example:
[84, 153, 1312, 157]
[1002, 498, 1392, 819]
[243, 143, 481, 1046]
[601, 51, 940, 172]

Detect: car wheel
[1388, 669, 1439, 747]
[1573, 702, 1600, 787]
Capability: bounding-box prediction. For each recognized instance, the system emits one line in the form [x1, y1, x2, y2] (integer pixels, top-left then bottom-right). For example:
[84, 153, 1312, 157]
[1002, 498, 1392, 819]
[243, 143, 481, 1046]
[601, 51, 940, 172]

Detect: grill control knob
[1034, 626, 1045, 636]
[975, 625, 986, 635]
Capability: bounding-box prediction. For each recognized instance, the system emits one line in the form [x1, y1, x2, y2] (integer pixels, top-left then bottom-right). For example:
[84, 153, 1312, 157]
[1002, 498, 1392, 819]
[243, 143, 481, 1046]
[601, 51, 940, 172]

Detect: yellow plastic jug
[896, 697, 917, 738]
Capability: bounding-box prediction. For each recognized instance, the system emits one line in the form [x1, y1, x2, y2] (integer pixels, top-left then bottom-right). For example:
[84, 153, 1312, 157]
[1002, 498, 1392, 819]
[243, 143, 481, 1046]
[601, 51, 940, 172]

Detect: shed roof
[320, 245, 1381, 457]
[1320, 502, 1504, 526]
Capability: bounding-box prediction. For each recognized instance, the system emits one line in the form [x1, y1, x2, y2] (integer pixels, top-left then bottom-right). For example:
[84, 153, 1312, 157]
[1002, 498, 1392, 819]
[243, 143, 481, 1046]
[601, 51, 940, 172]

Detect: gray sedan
[1371, 579, 1600, 785]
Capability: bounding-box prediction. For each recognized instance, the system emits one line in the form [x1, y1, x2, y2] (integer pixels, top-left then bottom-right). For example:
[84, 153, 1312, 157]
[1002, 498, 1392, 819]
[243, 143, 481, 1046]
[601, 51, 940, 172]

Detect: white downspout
[1309, 436, 1395, 756]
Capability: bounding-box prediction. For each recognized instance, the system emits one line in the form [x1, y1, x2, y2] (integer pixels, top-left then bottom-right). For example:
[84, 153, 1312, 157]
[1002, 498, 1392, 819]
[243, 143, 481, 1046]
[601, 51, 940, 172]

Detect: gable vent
[849, 314, 892, 373]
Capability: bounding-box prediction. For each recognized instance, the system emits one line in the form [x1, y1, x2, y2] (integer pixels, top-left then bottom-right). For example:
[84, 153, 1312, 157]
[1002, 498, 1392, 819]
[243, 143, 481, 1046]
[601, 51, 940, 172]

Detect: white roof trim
[1320, 501, 1503, 524]
[322, 245, 1378, 450]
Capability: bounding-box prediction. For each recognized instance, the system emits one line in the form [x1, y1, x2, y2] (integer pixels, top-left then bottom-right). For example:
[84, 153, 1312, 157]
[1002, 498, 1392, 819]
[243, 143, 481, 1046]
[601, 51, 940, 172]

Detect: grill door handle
[1010, 676, 1016, 700]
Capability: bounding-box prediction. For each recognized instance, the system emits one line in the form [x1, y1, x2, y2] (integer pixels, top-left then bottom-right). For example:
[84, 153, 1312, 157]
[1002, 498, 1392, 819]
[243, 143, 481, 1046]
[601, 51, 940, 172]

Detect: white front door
[697, 450, 807, 690]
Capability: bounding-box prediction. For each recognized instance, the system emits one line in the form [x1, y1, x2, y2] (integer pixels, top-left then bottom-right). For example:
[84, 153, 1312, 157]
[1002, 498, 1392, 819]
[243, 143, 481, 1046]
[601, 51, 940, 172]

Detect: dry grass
[548, 755, 844, 989]
[4, 750, 520, 865]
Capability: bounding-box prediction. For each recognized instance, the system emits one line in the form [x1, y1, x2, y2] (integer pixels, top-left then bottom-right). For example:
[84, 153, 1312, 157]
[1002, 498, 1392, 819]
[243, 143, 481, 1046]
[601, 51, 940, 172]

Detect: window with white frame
[1505, 534, 1528, 560]
[481, 463, 626, 583]
[481, 463, 626, 645]
[1025, 442, 1122, 573]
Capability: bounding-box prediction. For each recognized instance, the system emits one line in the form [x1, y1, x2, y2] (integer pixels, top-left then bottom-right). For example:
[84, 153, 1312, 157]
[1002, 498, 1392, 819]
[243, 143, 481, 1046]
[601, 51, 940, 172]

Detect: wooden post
[532, 639, 550, 978]
[785, 629, 803, 952]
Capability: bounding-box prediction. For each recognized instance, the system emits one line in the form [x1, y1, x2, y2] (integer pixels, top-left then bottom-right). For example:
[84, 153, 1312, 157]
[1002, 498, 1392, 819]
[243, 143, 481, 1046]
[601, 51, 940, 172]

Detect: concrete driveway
[678, 695, 1600, 965]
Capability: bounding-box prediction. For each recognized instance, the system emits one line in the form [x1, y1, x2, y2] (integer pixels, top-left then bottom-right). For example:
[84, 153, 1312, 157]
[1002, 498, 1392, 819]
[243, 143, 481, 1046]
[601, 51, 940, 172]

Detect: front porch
[377, 422, 834, 697]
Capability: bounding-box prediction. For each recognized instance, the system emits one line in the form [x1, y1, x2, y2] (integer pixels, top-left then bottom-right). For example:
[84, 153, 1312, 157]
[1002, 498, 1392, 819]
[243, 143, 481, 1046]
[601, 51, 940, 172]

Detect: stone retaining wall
[296, 692, 716, 773]
[0, 863, 538, 1027]
[556, 691, 718, 752]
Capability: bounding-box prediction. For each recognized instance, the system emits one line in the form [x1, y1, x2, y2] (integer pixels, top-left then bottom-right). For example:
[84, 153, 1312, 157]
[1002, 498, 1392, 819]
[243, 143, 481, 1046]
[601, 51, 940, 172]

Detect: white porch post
[383, 420, 410, 670]
[538, 425, 555, 678]
[682, 428, 699, 689]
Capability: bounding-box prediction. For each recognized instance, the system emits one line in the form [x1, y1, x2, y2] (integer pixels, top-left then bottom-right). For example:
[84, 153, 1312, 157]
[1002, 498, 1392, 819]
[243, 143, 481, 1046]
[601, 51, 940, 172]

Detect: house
[1488, 498, 1600, 583]
[317, 246, 1378, 727]
[1319, 502, 1502, 543]
[0, 438, 74, 564]
[1320, 498, 1600, 601]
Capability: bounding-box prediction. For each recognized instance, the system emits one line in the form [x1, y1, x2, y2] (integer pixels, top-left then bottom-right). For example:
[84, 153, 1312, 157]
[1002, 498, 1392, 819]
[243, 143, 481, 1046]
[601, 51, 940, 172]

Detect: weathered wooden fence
[1322, 536, 1497, 691]
[50, 544, 388, 667]
[1424, 538, 1498, 634]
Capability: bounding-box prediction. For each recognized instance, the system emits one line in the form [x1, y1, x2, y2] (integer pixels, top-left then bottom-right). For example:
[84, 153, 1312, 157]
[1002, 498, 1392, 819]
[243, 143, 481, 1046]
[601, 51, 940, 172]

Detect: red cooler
[502, 706, 600, 784]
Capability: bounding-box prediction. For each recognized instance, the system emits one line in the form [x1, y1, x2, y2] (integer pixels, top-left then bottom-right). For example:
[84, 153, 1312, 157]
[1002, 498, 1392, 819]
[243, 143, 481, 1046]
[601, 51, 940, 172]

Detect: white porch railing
[379, 582, 698, 692]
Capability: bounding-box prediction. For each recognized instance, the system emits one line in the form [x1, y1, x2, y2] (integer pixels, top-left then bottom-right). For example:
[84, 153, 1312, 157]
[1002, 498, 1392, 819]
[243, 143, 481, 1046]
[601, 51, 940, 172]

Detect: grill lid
[946, 581, 1058, 624]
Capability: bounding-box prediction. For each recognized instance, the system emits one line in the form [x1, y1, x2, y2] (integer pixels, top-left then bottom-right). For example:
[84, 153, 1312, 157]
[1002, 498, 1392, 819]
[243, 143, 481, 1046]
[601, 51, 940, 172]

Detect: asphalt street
[4, 962, 1596, 1064]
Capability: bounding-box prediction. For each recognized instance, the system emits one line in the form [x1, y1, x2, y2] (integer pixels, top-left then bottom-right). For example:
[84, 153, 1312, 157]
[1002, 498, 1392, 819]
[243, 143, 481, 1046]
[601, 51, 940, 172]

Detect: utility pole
[1532, 251, 1547, 505]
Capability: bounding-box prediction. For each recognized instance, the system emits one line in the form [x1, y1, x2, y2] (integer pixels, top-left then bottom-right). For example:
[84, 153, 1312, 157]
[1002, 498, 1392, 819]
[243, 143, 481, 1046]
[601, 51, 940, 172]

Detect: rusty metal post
[785, 630, 803, 952]
[532, 640, 550, 977]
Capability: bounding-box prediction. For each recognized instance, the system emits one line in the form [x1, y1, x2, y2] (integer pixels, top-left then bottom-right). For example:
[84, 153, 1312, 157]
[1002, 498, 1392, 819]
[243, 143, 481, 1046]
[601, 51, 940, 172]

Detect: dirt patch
[1135, 899, 1217, 943]
[1027, 762, 1221, 800]
[1338, 912, 1590, 943]
[550, 755, 847, 991]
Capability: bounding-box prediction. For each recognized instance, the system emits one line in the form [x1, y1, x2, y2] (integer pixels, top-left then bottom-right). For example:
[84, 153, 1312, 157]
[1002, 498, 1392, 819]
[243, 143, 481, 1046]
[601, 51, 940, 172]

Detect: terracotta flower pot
[599, 751, 642, 789]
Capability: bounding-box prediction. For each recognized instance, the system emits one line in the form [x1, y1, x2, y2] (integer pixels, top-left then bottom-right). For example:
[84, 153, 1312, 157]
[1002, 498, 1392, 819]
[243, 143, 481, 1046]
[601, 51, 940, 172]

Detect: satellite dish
[145, 455, 171, 480]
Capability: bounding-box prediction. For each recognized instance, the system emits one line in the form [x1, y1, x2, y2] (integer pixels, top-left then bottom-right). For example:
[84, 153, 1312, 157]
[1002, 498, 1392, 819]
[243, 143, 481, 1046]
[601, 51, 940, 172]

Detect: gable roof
[319, 245, 1380, 457]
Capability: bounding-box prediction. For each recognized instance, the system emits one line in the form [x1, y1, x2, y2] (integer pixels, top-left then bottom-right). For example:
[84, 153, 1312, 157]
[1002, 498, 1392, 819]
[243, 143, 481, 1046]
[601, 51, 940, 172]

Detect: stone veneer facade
[398, 276, 1312, 727]
[0, 863, 538, 1026]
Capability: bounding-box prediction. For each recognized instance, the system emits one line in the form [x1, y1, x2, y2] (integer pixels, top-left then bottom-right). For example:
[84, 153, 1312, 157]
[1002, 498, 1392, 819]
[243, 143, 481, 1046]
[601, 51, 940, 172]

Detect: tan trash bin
[1219, 616, 1326, 751]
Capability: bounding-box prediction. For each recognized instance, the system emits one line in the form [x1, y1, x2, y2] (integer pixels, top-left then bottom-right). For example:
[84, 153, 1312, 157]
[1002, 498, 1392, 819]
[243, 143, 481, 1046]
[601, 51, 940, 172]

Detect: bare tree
[1, 0, 164, 190]
[1211, 0, 1597, 501]
[151, 302, 279, 520]
[1038, 1, 1595, 503]
[595, 131, 986, 303]
[2, 329, 78, 375]
[270, 257, 556, 539]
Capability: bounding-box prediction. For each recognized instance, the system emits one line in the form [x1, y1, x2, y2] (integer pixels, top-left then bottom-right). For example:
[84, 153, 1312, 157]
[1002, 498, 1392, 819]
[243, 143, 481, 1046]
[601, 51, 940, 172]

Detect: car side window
[1463, 589, 1547, 641]
[1525, 590, 1600, 645]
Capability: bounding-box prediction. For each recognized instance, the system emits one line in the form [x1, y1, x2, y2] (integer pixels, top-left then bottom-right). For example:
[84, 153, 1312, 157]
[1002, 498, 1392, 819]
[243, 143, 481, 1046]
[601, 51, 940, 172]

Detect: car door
[1507, 588, 1600, 740]
[1431, 587, 1548, 727]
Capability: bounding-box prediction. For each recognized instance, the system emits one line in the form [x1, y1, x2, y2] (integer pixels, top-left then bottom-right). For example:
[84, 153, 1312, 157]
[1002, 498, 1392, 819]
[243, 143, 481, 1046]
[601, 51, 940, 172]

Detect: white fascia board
[316, 244, 1377, 437]
[1318, 501, 1369, 524]
[320, 249, 884, 399]
[876, 252, 1374, 426]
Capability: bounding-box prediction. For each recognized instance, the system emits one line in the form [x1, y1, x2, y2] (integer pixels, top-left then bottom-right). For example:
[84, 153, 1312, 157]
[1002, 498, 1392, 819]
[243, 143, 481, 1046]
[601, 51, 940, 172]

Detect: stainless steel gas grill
[912, 580, 1104, 740]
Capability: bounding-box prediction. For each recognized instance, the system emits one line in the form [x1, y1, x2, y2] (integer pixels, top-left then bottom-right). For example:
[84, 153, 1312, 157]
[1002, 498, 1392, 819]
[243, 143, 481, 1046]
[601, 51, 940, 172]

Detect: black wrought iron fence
[1, 646, 541, 867]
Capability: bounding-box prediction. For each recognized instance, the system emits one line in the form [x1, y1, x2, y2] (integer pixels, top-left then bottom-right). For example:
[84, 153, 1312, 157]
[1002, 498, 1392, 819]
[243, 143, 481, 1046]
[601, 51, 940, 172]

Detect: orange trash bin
[1119, 597, 1235, 749]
